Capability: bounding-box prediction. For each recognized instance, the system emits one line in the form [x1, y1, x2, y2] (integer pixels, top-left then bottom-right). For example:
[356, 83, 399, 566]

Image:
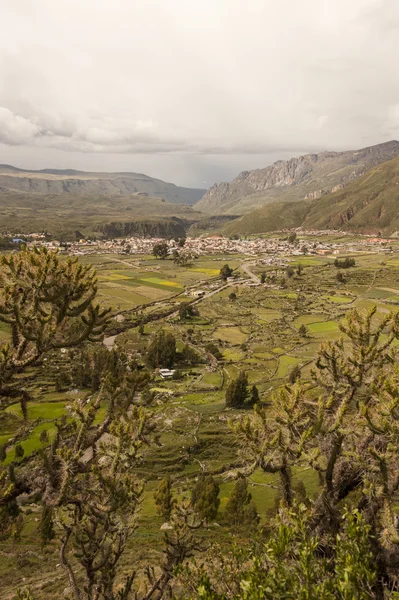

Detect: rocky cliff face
[196, 141, 399, 214]
[0, 166, 206, 205]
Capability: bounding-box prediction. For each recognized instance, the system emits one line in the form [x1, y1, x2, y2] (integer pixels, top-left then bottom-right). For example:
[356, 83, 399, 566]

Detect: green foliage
[147, 330, 177, 369]
[288, 364, 301, 384]
[286, 266, 295, 278]
[220, 264, 233, 281]
[152, 242, 169, 259]
[249, 384, 259, 406]
[189, 505, 377, 599]
[39, 504, 55, 545]
[298, 324, 308, 337]
[205, 343, 222, 361]
[14, 444, 24, 459]
[154, 475, 175, 520]
[181, 344, 201, 365]
[334, 257, 356, 268]
[228, 292, 237, 301]
[224, 478, 259, 532]
[225, 371, 249, 408]
[287, 232, 297, 244]
[0, 247, 110, 410]
[179, 302, 198, 321]
[260, 272, 266, 284]
[191, 475, 220, 522]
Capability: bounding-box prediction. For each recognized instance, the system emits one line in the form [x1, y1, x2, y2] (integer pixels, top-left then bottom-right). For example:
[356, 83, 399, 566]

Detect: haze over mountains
[197, 141, 399, 215]
[0, 165, 205, 206]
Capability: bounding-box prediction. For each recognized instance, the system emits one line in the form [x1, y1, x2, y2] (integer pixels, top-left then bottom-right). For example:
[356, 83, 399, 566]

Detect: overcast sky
[0, 0, 398, 187]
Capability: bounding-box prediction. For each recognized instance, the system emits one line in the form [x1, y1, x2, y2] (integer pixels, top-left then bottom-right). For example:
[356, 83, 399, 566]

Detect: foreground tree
[0, 249, 201, 599]
[231, 306, 399, 593]
[0, 248, 110, 413]
[185, 505, 377, 599]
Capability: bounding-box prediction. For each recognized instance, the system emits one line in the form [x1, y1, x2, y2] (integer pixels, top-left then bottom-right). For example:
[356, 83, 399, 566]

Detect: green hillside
[223, 155, 399, 236]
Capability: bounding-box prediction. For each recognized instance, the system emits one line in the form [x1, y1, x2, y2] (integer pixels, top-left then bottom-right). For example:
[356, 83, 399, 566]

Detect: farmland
[2, 239, 399, 597]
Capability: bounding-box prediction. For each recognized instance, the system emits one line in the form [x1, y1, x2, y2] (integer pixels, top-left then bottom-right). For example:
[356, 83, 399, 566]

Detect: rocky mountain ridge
[222, 154, 399, 236]
[196, 141, 399, 214]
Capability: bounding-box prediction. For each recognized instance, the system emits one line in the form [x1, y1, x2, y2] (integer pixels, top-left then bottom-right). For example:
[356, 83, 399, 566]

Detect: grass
[5, 401, 67, 420]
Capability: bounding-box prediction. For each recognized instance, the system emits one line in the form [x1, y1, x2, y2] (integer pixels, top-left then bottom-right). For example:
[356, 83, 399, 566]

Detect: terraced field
[3, 242, 399, 597]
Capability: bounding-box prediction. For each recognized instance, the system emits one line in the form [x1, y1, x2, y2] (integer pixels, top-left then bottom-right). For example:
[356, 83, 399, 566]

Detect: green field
[3, 244, 399, 597]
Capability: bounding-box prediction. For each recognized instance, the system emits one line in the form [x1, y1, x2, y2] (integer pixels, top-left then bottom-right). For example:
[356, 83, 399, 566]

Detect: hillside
[197, 141, 399, 215]
[222, 154, 399, 236]
[0, 188, 202, 238]
[0, 165, 205, 205]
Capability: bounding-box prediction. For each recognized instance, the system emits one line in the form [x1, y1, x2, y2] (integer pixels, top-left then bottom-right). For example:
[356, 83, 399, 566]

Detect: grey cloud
[0, 0, 398, 185]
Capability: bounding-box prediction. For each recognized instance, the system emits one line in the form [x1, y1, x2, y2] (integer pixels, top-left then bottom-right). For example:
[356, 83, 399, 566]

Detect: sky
[0, 0, 399, 187]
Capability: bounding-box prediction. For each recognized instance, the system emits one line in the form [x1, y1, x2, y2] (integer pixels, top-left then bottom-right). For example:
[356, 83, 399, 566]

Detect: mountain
[196, 141, 399, 215]
[222, 155, 399, 236]
[0, 165, 205, 205]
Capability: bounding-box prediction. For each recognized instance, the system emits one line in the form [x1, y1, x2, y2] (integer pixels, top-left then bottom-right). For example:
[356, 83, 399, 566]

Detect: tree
[224, 478, 259, 532]
[186, 505, 377, 598]
[225, 371, 249, 408]
[336, 271, 345, 283]
[260, 272, 266, 284]
[0, 250, 200, 599]
[14, 444, 24, 459]
[249, 384, 259, 406]
[334, 257, 355, 268]
[287, 266, 295, 278]
[296, 264, 303, 276]
[179, 302, 198, 321]
[39, 504, 55, 545]
[231, 307, 399, 594]
[298, 324, 308, 337]
[174, 251, 194, 267]
[220, 264, 233, 281]
[191, 475, 220, 522]
[288, 364, 301, 384]
[154, 476, 175, 521]
[178, 237, 186, 247]
[147, 330, 176, 368]
[181, 344, 201, 365]
[205, 343, 222, 361]
[152, 242, 169, 259]
[0, 248, 110, 415]
[288, 232, 297, 244]
[39, 429, 49, 445]
[229, 292, 237, 301]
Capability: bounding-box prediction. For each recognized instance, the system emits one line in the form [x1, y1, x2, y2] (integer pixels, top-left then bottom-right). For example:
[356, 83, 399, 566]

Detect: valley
[2, 233, 399, 597]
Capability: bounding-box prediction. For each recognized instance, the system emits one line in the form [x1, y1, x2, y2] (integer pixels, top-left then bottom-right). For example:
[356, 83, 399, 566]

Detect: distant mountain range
[222, 154, 399, 236]
[0, 165, 206, 205]
[196, 141, 399, 215]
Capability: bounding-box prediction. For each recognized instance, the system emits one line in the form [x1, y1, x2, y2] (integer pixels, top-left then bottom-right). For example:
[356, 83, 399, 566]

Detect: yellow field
[190, 267, 220, 276]
[140, 277, 182, 287]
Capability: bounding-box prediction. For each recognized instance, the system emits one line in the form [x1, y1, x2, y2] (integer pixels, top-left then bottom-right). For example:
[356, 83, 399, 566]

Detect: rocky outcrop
[196, 141, 399, 214]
